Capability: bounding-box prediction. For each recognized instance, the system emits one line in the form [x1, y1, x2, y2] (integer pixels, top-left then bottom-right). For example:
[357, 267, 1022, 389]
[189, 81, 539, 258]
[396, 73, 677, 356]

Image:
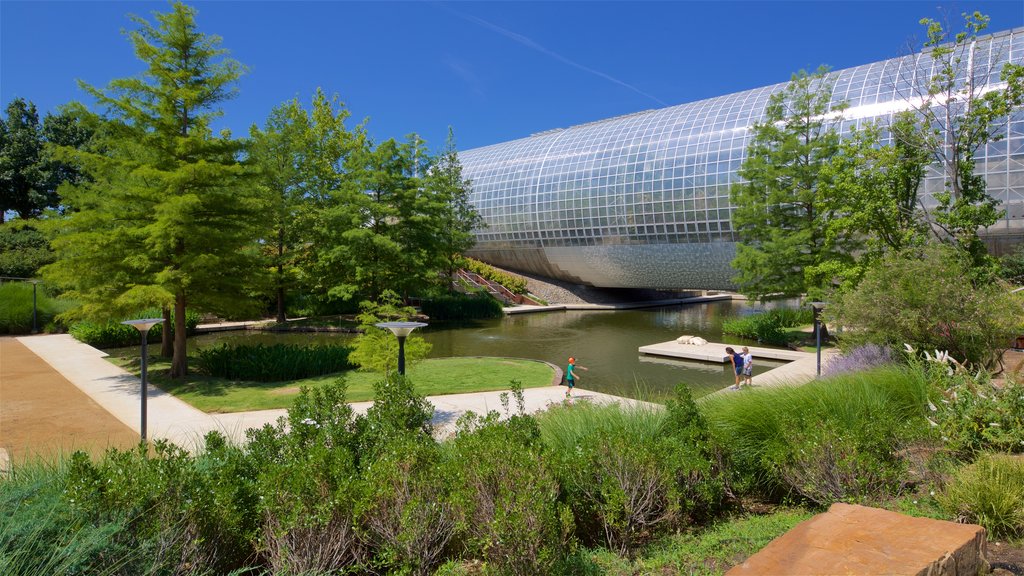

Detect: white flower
[926, 417, 938, 427]
[904, 343, 916, 353]
[989, 422, 1000, 427]
[927, 400, 937, 412]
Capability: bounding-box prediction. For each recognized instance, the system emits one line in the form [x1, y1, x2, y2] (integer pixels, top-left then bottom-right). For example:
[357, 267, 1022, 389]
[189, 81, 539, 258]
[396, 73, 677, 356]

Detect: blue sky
[2, 1, 1022, 153]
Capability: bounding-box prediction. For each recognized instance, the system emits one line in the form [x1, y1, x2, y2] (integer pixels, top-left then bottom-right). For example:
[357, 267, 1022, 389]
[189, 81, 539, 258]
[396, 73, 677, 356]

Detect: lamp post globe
[375, 321, 428, 375]
[121, 318, 165, 442]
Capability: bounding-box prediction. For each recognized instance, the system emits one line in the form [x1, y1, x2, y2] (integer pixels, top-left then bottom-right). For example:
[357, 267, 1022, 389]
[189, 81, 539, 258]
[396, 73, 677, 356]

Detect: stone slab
[638, 340, 810, 363]
[727, 503, 988, 576]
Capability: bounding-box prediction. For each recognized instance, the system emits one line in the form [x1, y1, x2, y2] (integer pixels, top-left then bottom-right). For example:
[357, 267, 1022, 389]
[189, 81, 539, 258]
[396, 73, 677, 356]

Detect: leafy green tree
[428, 127, 483, 290]
[898, 12, 1024, 267]
[813, 114, 932, 290]
[43, 2, 263, 378]
[0, 99, 48, 222]
[248, 90, 353, 322]
[730, 67, 854, 300]
[0, 99, 97, 223]
[312, 133, 432, 301]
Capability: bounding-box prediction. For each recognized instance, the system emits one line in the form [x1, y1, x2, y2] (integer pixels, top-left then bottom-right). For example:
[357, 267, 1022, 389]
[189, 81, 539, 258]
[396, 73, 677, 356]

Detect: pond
[185, 299, 795, 402]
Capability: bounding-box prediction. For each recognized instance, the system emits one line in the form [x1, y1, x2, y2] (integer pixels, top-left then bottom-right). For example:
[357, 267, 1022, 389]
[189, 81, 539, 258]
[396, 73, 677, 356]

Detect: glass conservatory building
[458, 27, 1024, 290]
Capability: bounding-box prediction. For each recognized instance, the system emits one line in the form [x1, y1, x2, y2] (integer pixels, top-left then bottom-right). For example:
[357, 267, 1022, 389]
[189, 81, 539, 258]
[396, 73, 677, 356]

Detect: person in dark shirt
[725, 346, 743, 390]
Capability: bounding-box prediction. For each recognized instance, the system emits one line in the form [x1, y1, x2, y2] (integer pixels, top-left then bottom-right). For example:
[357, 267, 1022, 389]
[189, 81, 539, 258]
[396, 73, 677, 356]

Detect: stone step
[727, 503, 987, 575]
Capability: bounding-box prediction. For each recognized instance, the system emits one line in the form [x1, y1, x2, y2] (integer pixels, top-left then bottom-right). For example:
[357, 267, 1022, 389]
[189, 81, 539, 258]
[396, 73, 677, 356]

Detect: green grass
[586, 508, 813, 575]
[110, 356, 555, 413]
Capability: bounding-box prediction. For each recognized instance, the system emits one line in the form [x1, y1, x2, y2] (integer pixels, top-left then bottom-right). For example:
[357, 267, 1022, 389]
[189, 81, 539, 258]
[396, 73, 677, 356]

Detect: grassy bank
[110, 356, 555, 412]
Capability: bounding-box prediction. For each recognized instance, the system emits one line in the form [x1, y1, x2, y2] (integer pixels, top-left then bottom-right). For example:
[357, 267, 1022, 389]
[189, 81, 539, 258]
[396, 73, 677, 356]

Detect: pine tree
[44, 2, 263, 378]
[730, 67, 855, 300]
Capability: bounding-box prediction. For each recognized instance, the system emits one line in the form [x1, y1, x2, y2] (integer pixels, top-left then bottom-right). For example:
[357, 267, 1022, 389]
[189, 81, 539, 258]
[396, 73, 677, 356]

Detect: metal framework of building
[458, 28, 1024, 290]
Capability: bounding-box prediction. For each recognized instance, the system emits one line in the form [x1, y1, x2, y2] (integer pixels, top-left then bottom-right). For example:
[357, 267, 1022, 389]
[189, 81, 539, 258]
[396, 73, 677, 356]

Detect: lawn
[110, 356, 556, 413]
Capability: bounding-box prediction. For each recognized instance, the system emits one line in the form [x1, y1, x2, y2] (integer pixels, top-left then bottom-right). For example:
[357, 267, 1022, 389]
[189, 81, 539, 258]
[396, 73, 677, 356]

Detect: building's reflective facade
[458, 28, 1024, 290]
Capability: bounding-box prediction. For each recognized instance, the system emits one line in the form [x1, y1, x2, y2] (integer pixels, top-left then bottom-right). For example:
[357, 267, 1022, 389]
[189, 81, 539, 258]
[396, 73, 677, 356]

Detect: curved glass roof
[459, 27, 1024, 258]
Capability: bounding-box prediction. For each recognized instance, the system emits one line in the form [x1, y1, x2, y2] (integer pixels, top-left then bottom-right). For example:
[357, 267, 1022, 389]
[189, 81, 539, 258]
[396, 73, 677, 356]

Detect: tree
[312, 133, 434, 302]
[896, 12, 1024, 267]
[248, 90, 352, 322]
[43, 2, 263, 378]
[0, 99, 46, 222]
[730, 67, 855, 300]
[427, 128, 483, 291]
[812, 114, 932, 290]
[0, 99, 97, 222]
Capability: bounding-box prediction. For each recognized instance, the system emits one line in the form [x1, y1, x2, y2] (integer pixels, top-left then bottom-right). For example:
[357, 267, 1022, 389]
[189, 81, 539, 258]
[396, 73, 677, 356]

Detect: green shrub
[420, 292, 504, 321]
[349, 291, 431, 374]
[999, 243, 1024, 286]
[194, 343, 354, 381]
[459, 256, 529, 294]
[246, 381, 368, 574]
[702, 365, 932, 504]
[0, 223, 53, 279]
[68, 308, 200, 348]
[539, 386, 727, 556]
[355, 373, 436, 461]
[357, 436, 457, 576]
[64, 440, 258, 575]
[0, 282, 68, 335]
[447, 390, 567, 574]
[722, 308, 811, 346]
[911, 348, 1024, 457]
[938, 453, 1024, 539]
[0, 459, 139, 576]
[827, 244, 1024, 367]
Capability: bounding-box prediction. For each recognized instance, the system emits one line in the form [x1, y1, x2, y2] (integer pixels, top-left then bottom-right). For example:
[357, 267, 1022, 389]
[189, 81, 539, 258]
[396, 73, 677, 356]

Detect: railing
[455, 269, 543, 306]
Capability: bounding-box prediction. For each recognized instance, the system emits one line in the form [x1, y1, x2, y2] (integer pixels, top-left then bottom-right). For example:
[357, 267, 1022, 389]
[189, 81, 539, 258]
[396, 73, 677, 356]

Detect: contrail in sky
[437, 3, 667, 107]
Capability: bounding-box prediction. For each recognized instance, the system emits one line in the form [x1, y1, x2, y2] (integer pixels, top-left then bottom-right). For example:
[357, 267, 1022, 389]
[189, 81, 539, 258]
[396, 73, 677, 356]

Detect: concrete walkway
[13, 334, 652, 452]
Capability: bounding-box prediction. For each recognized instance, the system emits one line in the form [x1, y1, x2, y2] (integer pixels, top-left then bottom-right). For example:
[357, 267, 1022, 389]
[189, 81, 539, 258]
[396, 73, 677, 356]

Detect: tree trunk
[276, 286, 286, 323]
[160, 306, 173, 357]
[170, 293, 188, 378]
[275, 229, 286, 323]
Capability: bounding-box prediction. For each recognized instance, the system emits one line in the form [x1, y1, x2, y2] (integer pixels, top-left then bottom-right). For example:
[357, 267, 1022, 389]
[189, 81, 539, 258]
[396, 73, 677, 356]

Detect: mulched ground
[0, 337, 139, 466]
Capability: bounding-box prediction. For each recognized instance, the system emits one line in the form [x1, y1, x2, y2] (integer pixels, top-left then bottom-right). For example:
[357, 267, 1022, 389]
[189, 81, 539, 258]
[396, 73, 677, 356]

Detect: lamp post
[27, 280, 41, 334]
[121, 318, 165, 442]
[375, 321, 428, 375]
[810, 302, 826, 377]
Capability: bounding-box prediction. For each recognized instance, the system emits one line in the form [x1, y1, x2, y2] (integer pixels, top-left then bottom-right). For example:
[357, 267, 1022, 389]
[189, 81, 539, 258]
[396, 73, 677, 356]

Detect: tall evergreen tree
[427, 128, 483, 291]
[251, 97, 311, 322]
[43, 2, 262, 378]
[730, 67, 854, 300]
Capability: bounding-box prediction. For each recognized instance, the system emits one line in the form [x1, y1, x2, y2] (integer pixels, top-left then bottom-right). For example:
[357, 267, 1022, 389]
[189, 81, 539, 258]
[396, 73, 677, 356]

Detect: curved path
[3, 334, 650, 459]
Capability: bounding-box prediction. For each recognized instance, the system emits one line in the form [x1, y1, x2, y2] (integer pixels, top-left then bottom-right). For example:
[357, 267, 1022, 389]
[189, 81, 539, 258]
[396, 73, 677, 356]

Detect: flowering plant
[907, 344, 1024, 456]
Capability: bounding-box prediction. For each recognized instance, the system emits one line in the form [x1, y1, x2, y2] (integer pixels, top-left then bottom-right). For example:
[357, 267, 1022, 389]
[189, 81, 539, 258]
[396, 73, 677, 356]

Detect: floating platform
[638, 340, 810, 363]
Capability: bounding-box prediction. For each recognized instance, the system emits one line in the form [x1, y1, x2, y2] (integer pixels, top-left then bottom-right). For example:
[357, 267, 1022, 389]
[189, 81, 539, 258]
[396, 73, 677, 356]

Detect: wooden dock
[638, 340, 810, 363]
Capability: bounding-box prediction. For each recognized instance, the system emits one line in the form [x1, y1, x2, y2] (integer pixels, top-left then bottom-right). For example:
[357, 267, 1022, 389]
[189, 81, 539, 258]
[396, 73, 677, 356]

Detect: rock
[727, 503, 988, 576]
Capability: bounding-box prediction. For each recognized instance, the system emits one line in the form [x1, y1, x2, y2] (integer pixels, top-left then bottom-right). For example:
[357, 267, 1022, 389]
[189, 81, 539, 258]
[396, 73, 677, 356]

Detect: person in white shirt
[742, 347, 753, 388]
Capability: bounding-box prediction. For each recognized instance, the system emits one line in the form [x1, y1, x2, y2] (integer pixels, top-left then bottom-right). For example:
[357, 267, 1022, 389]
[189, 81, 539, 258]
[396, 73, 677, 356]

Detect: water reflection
[182, 300, 796, 402]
